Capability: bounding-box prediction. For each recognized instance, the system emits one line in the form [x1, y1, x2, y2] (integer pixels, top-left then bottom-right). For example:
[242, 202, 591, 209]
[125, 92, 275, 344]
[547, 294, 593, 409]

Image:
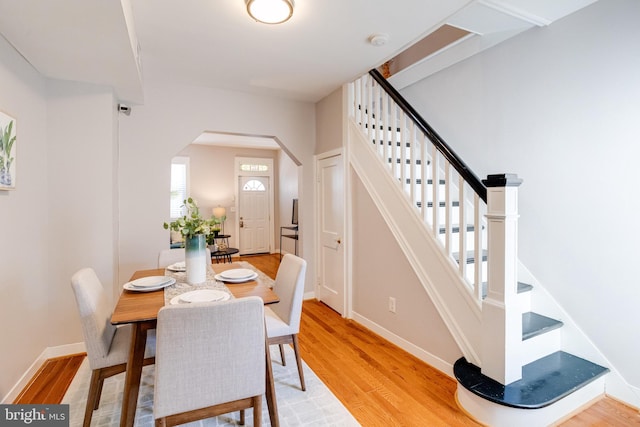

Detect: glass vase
[185, 234, 207, 285]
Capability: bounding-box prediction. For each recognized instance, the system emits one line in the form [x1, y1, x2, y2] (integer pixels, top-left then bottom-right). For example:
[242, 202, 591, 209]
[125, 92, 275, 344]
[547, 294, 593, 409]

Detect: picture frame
[0, 110, 17, 190]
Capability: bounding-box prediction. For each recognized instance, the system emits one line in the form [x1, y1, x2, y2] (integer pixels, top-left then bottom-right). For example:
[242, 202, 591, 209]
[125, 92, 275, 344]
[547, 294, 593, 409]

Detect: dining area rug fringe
[62, 344, 360, 426]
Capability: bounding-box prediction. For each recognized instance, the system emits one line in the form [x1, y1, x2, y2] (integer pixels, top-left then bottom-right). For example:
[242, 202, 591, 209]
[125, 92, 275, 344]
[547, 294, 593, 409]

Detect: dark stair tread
[453, 250, 488, 264]
[454, 351, 609, 409]
[416, 201, 460, 208]
[439, 224, 485, 234]
[518, 282, 534, 293]
[523, 312, 563, 341]
[376, 140, 412, 148]
[440, 224, 474, 234]
[387, 158, 426, 165]
[481, 281, 533, 298]
[405, 178, 445, 185]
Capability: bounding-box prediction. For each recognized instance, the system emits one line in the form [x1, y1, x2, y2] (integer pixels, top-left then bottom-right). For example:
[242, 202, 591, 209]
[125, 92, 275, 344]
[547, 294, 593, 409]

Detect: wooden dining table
[111, 262, 280, 427]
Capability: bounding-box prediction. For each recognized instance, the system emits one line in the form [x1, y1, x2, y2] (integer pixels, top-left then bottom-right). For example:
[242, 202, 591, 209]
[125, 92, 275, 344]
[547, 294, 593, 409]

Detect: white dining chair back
[154, 296, 266, 426]
[270, 254, 307, 332]
[158, 247, 211, 268]
[265, 253, 307, 391]
[70, 268, 155, 427]
[157, 248, 184, 268]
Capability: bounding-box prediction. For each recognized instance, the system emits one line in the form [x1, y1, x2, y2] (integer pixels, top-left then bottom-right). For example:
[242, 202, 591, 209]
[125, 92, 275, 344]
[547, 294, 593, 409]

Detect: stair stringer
[348, 118, 483, 366]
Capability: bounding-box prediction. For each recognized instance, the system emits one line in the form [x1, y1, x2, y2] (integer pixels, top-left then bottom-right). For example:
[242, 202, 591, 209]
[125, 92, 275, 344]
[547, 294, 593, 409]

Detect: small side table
[211, 247, 239, 263]
[209, 234, 238, 263]
[279, 225, 299, 260]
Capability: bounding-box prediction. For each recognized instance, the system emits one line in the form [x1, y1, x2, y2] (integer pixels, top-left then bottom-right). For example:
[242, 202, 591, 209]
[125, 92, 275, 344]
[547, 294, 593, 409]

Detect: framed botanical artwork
[0, 110, 17, 190]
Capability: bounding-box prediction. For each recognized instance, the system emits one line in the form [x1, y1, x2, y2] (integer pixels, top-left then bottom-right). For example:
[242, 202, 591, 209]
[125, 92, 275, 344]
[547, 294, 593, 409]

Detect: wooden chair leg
[278, 344, 286, 366]
[253, 395, 262, 426]
[84, 369, 102, 427]
[240, 409, 245, 425]
[292, 334, 306, 391]
[93, 375, 105, 410]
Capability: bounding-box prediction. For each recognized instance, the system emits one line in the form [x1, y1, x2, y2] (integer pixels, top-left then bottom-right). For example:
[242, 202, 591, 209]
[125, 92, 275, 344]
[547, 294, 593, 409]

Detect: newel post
[481, 173, 523, 385]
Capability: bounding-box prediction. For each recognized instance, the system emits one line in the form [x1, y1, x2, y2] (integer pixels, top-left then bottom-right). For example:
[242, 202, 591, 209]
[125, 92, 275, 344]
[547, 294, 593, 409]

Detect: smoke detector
[368, 34, 389, 47]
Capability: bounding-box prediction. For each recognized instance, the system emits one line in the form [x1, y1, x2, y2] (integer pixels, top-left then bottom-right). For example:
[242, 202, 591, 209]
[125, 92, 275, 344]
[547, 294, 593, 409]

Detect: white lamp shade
[246, 0, 294, 24]
[213, 206, 226, 218]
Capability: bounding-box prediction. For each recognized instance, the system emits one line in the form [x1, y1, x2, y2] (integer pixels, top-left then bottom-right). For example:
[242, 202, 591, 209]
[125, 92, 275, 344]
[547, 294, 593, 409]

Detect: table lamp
[212, 206, 227, 234]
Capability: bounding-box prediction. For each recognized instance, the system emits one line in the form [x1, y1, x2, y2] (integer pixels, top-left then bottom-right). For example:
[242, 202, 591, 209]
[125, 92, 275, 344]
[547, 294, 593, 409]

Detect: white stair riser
[516, 289, 531, 314]
[422, 205, 461, 220]
[461, 260, 488, 285]
[521, 329, 562, 367]
[457, 376, 606, 427]
[437, 230, 487, 255]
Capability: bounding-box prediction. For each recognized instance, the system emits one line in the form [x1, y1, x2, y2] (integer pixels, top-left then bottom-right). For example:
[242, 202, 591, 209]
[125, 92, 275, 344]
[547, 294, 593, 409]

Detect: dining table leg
[120, 321, 153, 427]
[265, 339, 279, 427]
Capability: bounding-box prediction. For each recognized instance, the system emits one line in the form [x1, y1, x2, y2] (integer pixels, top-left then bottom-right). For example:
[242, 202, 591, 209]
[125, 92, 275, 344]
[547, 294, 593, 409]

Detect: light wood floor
[14, 253, 640, 426]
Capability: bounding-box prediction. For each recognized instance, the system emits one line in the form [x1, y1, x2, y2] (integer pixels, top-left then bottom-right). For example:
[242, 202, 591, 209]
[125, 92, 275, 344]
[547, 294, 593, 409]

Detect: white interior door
[238, 176, 270, 255]
[317, 154, 345, 314]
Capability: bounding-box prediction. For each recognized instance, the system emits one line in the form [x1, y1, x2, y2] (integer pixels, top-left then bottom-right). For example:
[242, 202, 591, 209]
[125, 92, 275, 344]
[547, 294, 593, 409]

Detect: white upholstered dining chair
[154, 297, 266, 426]
[157, 248, 184, 268]
[265, 253, 307, 391]
[70, 268, 156, 427]
[157, 247, 211, 268]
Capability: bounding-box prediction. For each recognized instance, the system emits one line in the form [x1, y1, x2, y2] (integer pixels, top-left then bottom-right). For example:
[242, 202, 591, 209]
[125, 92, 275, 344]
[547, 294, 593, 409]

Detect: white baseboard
[605, 371, 640, 409]
[351, 310, 453, 377]
[1, 342, 86, 404]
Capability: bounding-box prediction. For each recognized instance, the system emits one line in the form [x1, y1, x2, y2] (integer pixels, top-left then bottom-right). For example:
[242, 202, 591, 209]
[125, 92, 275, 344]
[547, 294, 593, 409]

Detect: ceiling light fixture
[246, 0, 294, 24]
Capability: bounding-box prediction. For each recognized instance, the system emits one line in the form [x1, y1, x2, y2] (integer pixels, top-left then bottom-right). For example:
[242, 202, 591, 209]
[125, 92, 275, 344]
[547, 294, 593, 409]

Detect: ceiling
[0, 0, 473, 104]
[0, 0, 597, 119]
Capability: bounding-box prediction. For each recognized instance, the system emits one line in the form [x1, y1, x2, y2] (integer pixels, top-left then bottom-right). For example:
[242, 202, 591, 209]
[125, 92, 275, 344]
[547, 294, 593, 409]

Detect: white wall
[351, 170, 462, 367]
[316, 87, 343, 154]
[0, 35, 49, 398]
[118, 82, 316, 291]
[46, 80, 118, 344]
[401, 0, 640, 388]
[0, 35, 118, 399]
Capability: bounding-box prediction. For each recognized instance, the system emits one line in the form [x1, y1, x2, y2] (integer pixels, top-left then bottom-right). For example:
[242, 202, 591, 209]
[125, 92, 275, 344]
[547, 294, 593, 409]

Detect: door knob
[336, 238, 342, 244]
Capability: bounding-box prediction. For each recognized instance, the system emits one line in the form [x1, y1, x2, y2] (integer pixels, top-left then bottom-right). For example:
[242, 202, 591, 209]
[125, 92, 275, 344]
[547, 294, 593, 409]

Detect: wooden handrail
[368, 69, 487, 202]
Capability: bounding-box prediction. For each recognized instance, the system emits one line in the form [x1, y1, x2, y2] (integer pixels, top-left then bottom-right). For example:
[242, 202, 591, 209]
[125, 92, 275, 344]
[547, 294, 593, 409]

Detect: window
[240, 163, 269, 172]
[170, 157, 189, 218]
[242, 179, 266, 192]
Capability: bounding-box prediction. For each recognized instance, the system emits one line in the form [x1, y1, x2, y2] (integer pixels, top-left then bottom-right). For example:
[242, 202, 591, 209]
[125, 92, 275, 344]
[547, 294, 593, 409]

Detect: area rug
[62, 345, 360, 426]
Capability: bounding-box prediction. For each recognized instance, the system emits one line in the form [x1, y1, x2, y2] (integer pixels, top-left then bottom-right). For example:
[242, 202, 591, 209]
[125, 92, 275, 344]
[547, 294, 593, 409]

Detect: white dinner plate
[214, 272, 258, 283]
[128, 276, 173, 288]
[170, 289, 230, 305]
[123, 277, 175, 292]
[219, 268, 255, 280]
[166, 262, 186, 272]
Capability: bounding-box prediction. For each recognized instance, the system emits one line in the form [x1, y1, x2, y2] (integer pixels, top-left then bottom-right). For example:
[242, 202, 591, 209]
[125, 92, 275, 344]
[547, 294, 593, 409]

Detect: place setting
[169, 289, 230, 305]
[214, 267, 258, 283]
[165, 261, 186, 272]
[122, 275, 176, 292]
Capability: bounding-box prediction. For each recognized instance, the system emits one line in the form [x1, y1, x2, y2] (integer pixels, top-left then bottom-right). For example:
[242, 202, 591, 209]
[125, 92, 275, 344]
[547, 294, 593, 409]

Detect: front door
[238, 176, 270, 255]
[317, 153, 345, 314]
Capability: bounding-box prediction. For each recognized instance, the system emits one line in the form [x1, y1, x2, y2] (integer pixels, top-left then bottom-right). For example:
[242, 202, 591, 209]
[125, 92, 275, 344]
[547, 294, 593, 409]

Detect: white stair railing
[349, 71, 488, 304]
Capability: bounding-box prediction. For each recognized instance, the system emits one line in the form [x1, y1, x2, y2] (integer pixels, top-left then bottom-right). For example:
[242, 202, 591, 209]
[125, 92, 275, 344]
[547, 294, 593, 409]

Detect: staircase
[347, 70, 609, 426]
